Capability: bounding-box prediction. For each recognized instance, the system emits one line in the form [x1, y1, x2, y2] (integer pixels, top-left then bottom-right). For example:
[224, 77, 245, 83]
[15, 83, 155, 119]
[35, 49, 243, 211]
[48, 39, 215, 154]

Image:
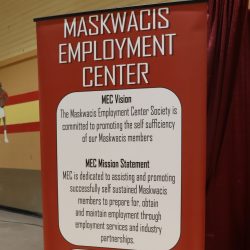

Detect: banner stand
[35, 1, 207, 249]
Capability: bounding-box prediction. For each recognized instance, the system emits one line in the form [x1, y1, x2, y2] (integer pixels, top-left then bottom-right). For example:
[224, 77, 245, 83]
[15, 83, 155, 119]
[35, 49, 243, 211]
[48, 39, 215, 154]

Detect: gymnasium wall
[0, 55, 41, 212]
[0, 0, 176, 213]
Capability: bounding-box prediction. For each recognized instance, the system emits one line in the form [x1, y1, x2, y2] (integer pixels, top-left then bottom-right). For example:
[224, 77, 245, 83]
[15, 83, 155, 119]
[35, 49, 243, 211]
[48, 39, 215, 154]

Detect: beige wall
[0, 169, 42, 213]
[0, 132, 40, 170]
[0, 55, 40, 170]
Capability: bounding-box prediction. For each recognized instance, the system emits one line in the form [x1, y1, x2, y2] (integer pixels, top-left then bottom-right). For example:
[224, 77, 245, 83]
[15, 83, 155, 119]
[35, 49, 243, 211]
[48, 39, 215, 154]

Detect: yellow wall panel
[5, 100, 39, 125]
[0, 57, 38, 96]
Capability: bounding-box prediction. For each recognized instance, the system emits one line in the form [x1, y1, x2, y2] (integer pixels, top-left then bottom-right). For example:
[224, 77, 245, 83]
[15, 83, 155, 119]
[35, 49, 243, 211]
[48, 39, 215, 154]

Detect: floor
[0, 208, 43, 250]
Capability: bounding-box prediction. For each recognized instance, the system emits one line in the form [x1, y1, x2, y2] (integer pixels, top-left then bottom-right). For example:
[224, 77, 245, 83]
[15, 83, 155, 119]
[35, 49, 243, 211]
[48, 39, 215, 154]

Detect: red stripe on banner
[0, 122, 40, 134]
[7, 91, 39, 105]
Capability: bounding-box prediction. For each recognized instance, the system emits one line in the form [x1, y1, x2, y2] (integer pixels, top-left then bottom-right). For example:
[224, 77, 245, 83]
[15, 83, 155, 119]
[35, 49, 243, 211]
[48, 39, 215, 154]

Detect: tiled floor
[0, 209, 43, 250]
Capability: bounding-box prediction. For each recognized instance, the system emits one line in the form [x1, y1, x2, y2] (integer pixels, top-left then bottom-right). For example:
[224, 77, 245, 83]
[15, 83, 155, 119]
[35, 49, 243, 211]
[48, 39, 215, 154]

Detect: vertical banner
[35, 1, 207, 250]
